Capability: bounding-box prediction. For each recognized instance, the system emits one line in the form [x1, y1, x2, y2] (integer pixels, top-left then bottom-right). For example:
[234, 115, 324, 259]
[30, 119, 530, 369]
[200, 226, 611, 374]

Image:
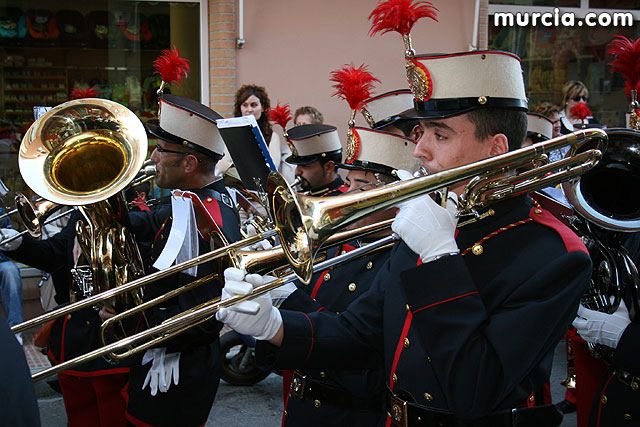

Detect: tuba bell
[562, 127, 640, 360]
[19, 98, 149, 319]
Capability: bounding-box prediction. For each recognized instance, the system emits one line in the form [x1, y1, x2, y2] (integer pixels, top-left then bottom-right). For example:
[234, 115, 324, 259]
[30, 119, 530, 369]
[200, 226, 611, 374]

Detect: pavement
[25, 330, 577, 427]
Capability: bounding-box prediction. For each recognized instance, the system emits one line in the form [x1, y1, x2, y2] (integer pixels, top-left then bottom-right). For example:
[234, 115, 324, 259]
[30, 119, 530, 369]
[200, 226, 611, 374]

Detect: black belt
[289, 370, 383, 412]
[387, 391, 563, 427]
[613, 368, 640, 390]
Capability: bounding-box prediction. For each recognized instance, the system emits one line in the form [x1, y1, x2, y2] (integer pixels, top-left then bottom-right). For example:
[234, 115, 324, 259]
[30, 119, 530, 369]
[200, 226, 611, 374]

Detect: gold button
[405, 304, 411, 312]
[488, 209, 495, 216]
[426, 355, 432, 363]
[529, 395, 535, 402]
[348, 283, 356, 292]
[392, 373, 398, 383]
[86, 321, 91, 326]
[624, 413, 632, 421]
[206, 197, 213, 203]
[341, 250, 347, 255]
[632, 382, 638, 391]
[403, 338, 410, 348]
[601, 395, 608, 404]
[66, 314, 72, 320]
[320, 371, 327, 379]
[424, 393, 433, 402]
[366, 261, 373, 270]
[323, 273, 331, 281]
[534, 208, 542, 214]
[314, 399, 321, 408]
[472, 244, 483, 256]
[478, 96, 487, 105]
[284, 410, 287, 416]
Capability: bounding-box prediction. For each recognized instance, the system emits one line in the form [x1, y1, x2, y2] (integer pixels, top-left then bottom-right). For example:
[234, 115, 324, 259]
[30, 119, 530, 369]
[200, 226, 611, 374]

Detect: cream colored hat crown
[407, 51, 528, 119]
[361, 89, 414, 129]
[526, 113, 553, 141]
[338, 127, 418, 176]
[285, 124, 342, 165]
[147, 94, 225, 159]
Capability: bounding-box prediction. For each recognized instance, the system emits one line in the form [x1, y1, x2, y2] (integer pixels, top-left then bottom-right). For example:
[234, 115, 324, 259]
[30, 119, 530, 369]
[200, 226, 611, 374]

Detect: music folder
[216, 115, 276, 192]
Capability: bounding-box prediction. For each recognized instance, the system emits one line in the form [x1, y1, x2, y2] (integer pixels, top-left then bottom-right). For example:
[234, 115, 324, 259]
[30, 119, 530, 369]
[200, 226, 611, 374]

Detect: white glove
[216, 267, 282, 340]
[244, 224, 273, 251]
[266, 277, 297, 308]
[391, 192, 459, 263]
[573, 302, 631, 348]
[142, 348, 180, 396]
[0, 228, 22, 251]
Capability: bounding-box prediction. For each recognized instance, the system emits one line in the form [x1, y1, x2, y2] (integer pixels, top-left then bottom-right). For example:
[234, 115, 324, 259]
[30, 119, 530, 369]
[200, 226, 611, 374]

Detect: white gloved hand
[391, 192, 459, 263]
[266, 276, 297, 308]
[244, 224, 273, 251]
[216, 267, 282, 340]
[573, 302, 631, 348]
[0, 228, 22, 251]
[141, 348, 180, 396]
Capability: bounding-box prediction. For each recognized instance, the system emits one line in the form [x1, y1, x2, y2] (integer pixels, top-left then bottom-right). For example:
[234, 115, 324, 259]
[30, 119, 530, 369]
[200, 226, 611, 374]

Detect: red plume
[153, 45, 191, 86]
[330, 64, 380, 112]
[268, 102, 292, 130]
[570, 102, 592, 121]
[70, 86, 100, 100]
[607, 35, 640, 98]
[369, 0, 438, 37]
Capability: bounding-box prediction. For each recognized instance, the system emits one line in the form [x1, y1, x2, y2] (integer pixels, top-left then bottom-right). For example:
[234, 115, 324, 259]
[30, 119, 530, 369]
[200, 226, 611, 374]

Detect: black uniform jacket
[124, 179, 242, 427]
[258, 195, 592, 421]
[279, 241, 392, 427]
[4, 210, 130, 374]
[587, 232, 640, 427]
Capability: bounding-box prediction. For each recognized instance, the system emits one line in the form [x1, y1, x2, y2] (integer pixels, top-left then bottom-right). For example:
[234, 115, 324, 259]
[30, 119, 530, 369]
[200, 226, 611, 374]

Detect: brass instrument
[562, 127, 640, 361]
[20, 128, 608, 380]
[17, 98, 149, 322]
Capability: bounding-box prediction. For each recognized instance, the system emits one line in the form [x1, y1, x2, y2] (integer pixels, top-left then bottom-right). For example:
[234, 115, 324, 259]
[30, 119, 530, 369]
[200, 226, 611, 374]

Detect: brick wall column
[478, 0, 489, 50]
[209, 0, 237, 116]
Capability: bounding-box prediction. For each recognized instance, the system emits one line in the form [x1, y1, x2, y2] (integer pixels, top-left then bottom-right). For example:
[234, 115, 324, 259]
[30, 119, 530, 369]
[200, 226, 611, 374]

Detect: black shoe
[556, 399, 577, 414]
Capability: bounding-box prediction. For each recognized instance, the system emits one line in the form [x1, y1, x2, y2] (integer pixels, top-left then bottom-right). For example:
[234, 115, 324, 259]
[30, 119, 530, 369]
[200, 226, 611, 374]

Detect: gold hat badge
[368, 0, 438, 102]
[329, 64, 380, 164]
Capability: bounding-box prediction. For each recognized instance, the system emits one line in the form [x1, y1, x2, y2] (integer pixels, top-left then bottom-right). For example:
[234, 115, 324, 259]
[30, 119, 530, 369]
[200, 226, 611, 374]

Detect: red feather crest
[570, 102, 592, 121]
[70, 86, 99, 100]
[268, 102, 292, 130]
[330, 64, 380, 112]
[607, 35, 640, 98]
[369, 0, 438, 37]
[153, 45, 191, 86]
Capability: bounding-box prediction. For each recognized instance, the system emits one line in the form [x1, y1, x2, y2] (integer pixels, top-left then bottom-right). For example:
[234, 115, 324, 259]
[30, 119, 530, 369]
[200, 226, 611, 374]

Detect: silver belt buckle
[290, 370, 306, 399]
[389, 394, 408, 427]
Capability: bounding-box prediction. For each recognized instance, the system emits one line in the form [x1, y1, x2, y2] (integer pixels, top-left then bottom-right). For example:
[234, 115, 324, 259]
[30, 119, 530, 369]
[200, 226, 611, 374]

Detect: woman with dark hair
[232, 84, 295, 183]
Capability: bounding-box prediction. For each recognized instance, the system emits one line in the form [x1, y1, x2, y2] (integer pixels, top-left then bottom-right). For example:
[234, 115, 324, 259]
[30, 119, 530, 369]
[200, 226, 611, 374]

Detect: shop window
[0, 0, 201, 210]
[489, 13, 640, 128]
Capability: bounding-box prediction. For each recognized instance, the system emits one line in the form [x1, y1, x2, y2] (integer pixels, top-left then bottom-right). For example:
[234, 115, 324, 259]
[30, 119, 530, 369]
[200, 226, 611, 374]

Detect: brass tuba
[19, 98, 149, 316]
[562, 127, 640, 360]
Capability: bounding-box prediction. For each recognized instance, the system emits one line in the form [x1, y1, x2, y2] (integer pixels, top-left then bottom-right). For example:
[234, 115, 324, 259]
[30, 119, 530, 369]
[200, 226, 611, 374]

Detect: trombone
[20, 128, 606, 380]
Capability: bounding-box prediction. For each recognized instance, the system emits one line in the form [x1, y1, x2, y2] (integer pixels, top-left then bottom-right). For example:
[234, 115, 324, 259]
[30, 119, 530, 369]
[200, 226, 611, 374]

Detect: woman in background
[233, 84, 295, 183]
[559, 80, 598, 134]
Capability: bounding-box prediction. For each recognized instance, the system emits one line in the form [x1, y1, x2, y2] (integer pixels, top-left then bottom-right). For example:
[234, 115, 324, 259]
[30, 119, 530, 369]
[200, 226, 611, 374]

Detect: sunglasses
[572, 95, 588, 102]
[155, 144, 201, 162]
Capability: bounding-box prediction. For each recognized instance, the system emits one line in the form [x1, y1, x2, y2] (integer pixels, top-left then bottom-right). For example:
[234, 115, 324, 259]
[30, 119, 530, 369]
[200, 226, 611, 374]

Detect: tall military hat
[147, 94, 225, 160]
[330, 63, 418, 176]
[369, 0, 527, 119]
[284, 124, 342, 165]
[526, 112, 553, 143]
[361, 89, 414, 129]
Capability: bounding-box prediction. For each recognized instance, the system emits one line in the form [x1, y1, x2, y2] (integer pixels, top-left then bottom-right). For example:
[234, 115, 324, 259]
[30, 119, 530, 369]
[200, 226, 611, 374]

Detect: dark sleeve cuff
[279, 289, 323, 312]
[613, 322, 640, 374]
[255, 309, 315, 370]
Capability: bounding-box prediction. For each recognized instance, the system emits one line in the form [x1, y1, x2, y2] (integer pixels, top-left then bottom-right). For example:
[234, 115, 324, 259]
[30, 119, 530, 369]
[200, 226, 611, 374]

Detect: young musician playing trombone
[123, 94, 242, 427]
[216, 50, 593, 427]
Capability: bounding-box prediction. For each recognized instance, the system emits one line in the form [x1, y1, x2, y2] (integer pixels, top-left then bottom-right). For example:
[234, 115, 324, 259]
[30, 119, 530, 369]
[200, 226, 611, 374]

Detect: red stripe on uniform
[388, 311, 413, 393]
[530, 207, 588, 254]
[301, 312, 315, 362]
[413, 291, 480, 314]
[594, 374, 614, 426]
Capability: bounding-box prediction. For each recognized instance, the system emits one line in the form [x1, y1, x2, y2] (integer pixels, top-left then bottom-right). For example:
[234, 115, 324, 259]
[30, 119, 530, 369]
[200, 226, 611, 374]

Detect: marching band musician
[1, 209, 132, 427]
[362, 89, 422, 142]
[216, 50, 593, 427]
[122, 94, 242, 427]
[285, 124, 349, 196]
[272, 107, 419, 426]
